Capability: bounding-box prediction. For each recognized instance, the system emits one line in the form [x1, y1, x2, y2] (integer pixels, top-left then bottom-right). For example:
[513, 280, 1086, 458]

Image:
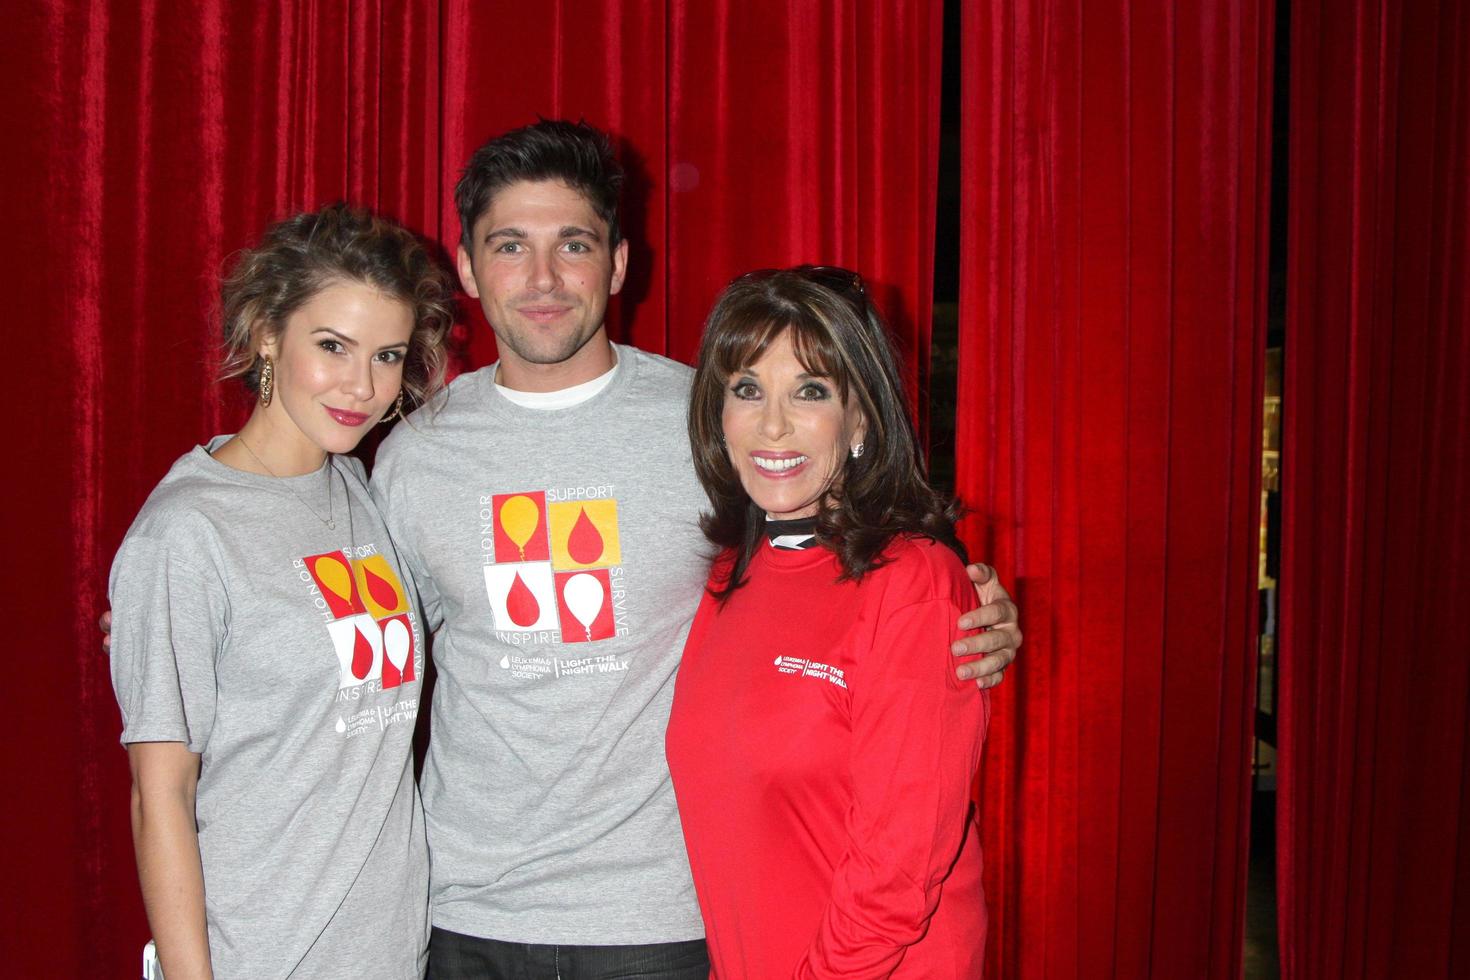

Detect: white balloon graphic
[562, 573, 606, 641]
[383, 618, 411, 670]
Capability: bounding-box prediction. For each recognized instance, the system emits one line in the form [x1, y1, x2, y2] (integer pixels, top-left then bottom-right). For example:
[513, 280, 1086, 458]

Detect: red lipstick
[326, 407, 370, 427]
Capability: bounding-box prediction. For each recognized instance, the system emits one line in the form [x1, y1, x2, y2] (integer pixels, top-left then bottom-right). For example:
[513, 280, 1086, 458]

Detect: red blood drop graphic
[351, 626, 374, 679]
[364, 565, 400, 610]
[567, 508, 605, 565]
[506, 572, 541, 627]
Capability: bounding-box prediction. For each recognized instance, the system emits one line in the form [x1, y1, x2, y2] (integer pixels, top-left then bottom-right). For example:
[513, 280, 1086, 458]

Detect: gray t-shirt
[109, 439, 429, 978]
[371, 345, 711, 945]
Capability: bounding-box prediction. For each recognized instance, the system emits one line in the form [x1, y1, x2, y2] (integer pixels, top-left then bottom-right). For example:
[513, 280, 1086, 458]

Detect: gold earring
[380, 390, 405, 424]
[258, 356, 274, 406]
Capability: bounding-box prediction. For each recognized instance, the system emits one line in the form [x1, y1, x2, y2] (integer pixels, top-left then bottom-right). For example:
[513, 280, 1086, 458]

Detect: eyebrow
[558, 225, 602, 242]
[482, 225, 603, 244]
[735, 366, 829, 381]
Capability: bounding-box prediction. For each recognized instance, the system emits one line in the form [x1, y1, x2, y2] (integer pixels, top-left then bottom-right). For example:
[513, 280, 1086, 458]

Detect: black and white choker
[764, 517, 818, 551]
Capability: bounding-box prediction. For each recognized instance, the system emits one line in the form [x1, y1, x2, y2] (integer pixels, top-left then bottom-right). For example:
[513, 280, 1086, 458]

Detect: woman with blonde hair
[107, 203, 452, 978]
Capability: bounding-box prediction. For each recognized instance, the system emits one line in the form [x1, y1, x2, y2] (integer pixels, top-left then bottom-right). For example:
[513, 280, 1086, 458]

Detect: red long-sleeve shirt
[667, 536, 989, 978]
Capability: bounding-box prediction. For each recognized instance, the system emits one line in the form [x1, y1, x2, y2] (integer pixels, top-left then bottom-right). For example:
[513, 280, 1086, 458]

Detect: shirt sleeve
[795, 588, 988, 978]
[107, 535, 228, 753]
[369, 438, 444, 634]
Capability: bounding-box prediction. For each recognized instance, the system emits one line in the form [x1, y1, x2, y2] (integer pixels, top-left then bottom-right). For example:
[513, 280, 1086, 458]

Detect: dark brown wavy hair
[688, 266, 965, 601]
[219, 203, 454, 411]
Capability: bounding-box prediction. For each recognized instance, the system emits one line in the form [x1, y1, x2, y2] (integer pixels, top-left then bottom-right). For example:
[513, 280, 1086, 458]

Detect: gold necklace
[236, 436, 336, 531]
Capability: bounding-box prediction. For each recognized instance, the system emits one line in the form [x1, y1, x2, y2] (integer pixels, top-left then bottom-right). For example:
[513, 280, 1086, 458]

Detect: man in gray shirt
[373, 120, 1022, 979]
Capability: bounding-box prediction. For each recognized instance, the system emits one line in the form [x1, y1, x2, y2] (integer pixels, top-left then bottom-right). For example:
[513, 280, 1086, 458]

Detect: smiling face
[456, 179, 628, 391]
[721, 329, 867, 521]
[257, 279, 414, 462]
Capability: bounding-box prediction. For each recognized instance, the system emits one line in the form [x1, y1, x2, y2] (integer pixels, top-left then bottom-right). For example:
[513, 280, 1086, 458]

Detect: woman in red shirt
[668, 266, 989, 978]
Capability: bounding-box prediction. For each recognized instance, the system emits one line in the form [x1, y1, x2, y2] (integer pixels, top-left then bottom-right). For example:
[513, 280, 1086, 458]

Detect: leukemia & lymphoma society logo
[774, 655, 847, 689]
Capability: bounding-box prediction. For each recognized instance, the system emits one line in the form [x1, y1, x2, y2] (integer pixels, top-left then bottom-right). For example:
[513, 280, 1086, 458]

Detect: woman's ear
[847, 403, 868, 457]
[253, 320, 281, 362]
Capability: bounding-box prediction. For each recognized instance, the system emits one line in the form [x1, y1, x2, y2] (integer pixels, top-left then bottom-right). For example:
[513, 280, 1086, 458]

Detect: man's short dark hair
[455, 119, 625, 250]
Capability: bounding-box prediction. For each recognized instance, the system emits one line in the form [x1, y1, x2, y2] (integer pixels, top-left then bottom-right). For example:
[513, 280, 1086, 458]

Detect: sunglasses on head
[794, 264, 867, 300]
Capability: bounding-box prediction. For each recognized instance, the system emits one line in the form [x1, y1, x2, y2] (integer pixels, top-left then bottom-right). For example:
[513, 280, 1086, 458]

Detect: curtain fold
[1279, 1, 1470, 977]
[665, 0, 942, 415]
[5, 4, 442, 972]
[955, 1, 1272, 976]
[2, 3, 939, 974]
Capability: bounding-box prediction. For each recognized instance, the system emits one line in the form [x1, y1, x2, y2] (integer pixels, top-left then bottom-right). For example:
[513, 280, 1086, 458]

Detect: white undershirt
[494, 354, 619, 410]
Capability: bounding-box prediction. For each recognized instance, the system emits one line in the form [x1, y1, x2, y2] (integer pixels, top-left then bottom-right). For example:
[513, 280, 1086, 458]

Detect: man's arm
[953, 563, 1021, 688]
[128, 741, 212, 980]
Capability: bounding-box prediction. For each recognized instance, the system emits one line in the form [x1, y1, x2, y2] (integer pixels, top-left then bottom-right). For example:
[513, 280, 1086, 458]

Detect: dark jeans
[427, 927, 710, 980]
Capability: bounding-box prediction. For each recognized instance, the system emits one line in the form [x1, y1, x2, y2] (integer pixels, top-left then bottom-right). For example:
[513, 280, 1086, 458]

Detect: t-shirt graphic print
[299, 548, 421, 735]
[482, 487, 630, 679]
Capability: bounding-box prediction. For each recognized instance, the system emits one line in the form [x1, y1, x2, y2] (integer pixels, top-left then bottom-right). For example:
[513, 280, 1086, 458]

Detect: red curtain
[664, 0, 943, 422]
[1, 2, 939, 974]
[1279, 1, 1470, 976]
[3, 2, 444, 973]
[956, 1, 1273, 977]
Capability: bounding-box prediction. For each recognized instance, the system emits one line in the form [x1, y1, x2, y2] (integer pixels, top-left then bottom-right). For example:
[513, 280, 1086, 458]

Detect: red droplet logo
[567, 508, 605, 565]
[364, 565, 400, 610]
[351, 626, 374, 679]
[506, 571, 541, 627]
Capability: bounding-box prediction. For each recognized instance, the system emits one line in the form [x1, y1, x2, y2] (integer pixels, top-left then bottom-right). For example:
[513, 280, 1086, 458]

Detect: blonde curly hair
[219, 203, 454, 409]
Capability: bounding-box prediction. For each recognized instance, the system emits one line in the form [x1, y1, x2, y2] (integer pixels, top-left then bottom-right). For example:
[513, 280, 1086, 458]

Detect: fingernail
[951, 641, 967, 655]
[958, 617, 974, 631]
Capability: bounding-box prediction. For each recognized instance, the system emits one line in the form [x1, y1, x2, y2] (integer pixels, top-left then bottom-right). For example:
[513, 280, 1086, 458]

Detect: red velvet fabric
[955, 1, 1273, 976]
[1279, 1, 1470, 976]
[3, 5, 445, 973]
[0, 3, 939, 974]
